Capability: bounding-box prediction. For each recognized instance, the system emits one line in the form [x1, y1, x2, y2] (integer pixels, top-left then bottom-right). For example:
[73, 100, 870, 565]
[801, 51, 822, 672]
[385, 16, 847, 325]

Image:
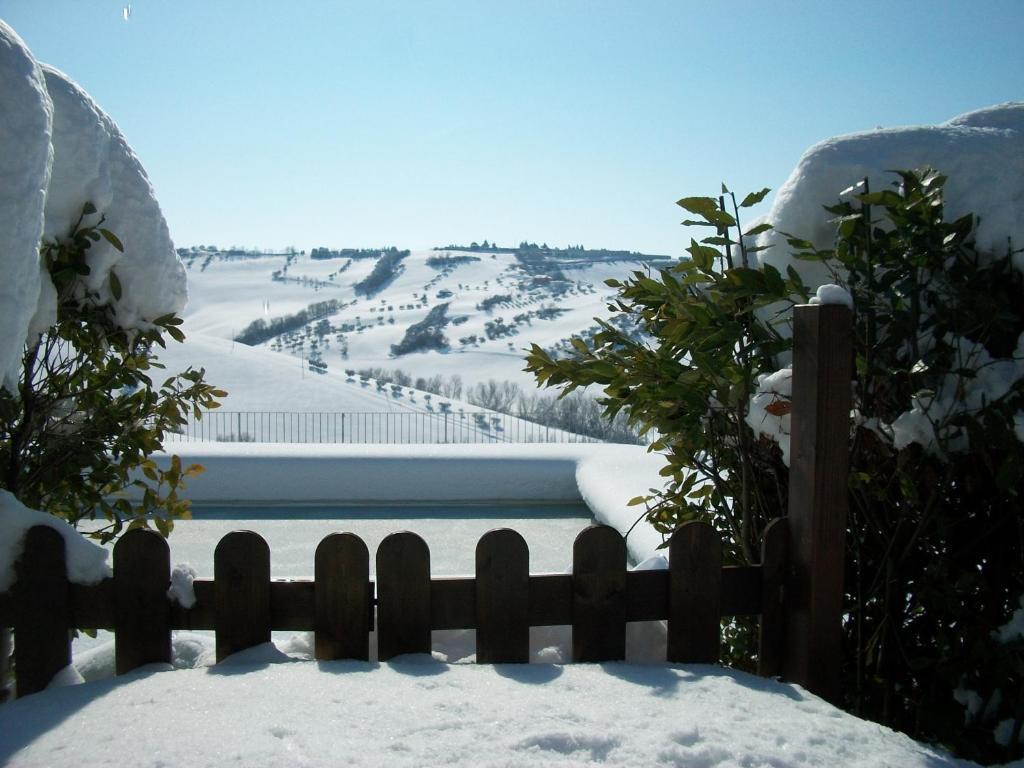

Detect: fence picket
[667, 522, 722, 664]
[476, 529, 529, 663]
[13, 526, 70, 697]
[757, 517, 789, 677]
[215, 531, 271, 662]
[377, 532, 430, 660]
[572, 525, 626, 662]
[314, 533, 370, 661]
[114, 529, 171, 674]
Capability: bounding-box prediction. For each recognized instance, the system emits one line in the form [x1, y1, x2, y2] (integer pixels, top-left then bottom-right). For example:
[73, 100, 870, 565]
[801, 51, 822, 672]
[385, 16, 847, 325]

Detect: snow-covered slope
[173, 247, 669, 396]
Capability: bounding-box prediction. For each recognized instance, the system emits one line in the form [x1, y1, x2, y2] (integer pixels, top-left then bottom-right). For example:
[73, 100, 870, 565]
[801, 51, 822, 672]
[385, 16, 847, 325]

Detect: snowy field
[154, 331, 601, 444]
[84, 502, 594, 580]
[171, 246, 662, 399]
[0, 654, 977, 768]
[139, 442, 670, 565]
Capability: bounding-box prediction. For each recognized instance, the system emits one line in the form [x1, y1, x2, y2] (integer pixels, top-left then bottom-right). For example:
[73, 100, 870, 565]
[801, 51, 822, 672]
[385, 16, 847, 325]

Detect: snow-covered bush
[0, 209, 225, 539]
[527, 169, 1023, 761]
[0, 21, 224, 540]
[784, 170, 1023, 763]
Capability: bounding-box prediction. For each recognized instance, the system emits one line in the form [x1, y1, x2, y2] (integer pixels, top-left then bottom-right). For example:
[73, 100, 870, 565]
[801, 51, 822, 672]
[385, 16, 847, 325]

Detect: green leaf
[82, 201, 97, 215]
[687, 240, 719, 271]
[109, 270, 122, 301]
[743, 222, 773, 237]
[99, 228, 124, 252]
[676, 196, 721, 221]
[701, 236, 734, 247]
[570, 337, 590, 354]
[739, 188, 771, 208]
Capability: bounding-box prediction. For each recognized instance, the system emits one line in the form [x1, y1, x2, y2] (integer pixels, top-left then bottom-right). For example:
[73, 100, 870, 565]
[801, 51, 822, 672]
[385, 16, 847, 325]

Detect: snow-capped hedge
[0, 21, 185, 393]
[756, 103, 1024, 288]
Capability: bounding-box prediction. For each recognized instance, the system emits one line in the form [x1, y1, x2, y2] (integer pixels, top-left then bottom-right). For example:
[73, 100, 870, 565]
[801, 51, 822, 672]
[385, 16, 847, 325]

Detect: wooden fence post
[757, 516, 789, 678]
[667, 521, 721, 663]
[13, 526, 70, 697]
[783, 303, 852, 703]
[314, 533, 370, 661]
[376, 532, 431, 661]
[215, 531, 271, 662]
[114, 529, 172, 674]
[476, 529, 529, 663]
[572, 525, 626, 662]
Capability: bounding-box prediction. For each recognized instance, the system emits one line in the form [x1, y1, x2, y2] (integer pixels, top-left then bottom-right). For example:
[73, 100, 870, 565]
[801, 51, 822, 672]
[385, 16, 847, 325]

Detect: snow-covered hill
[169, 246, 670, 410]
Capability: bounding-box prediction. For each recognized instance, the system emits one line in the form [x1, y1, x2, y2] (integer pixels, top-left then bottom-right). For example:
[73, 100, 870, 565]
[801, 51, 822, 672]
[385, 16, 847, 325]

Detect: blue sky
[3, 1, 1022, 255]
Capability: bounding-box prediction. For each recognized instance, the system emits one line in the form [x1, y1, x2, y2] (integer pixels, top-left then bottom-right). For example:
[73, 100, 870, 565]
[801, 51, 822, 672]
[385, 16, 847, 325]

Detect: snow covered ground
[172, 246, 663, 395]
[0, 652, 979, 768]
[138, 442, 669, 564]
[155, 331, 599, 444]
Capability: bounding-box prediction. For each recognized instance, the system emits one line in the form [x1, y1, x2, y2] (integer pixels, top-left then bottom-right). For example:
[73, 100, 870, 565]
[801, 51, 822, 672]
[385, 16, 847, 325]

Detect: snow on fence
[0, 303, 852, 703]
[165, 410, 609, 445]
[0, 520, 789, 695]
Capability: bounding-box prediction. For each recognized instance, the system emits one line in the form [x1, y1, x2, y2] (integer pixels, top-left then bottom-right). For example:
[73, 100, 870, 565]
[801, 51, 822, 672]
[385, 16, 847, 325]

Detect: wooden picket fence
[0, 303, 854, 703]
[0, 519, 788, 699]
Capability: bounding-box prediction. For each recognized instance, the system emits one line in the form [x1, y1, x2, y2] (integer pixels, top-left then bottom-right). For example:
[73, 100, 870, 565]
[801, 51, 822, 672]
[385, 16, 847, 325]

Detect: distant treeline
[477, 294, 513, 312]
[352, 368, 642, 444]
[310, 246, 407, 261]
[353, 250, 409, 297]
[390, 303, 450, 356]
[177, 246, 301, 258]
[426, 253, 481, 269]
[234, 299, 341, 346]
[434, 241, 669, 262]
[434, 240, 517, 254]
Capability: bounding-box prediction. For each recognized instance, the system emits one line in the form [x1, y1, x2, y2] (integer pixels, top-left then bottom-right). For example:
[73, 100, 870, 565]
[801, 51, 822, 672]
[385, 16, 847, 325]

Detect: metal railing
[164, 410, 612, 444]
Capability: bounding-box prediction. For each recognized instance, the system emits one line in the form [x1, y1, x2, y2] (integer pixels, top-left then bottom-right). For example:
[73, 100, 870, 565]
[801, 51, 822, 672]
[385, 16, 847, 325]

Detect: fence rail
[0, 519, 789, 697]
[165, 410, 612, 444]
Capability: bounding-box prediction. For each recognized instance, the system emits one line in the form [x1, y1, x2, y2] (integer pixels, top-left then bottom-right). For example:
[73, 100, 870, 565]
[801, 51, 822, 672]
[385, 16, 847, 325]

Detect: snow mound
[0, 21, 51, 392]
[758, 102, 1024, 287]
[0, 22, 185, 391]
[0, 490, 110, 591]
[39, 65, 185, 331]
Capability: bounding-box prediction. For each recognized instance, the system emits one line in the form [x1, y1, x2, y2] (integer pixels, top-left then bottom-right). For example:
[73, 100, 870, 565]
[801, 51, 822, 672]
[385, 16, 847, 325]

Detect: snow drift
[0, 22, 185, 393]
[0, 21, 51, 393]
[757, 102, 1024, 287]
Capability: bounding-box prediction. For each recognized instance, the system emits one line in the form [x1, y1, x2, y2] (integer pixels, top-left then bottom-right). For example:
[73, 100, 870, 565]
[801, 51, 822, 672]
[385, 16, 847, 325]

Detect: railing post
[783, 303, 852, 703]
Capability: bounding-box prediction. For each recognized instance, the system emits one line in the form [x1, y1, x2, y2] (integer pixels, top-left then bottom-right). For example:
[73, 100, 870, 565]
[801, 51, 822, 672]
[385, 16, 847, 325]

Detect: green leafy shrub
[792, 170, 1023, 763]
[527, 185, 798, 566]
[526, 172, 1024, 762]
[0, 205, 226, 541]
